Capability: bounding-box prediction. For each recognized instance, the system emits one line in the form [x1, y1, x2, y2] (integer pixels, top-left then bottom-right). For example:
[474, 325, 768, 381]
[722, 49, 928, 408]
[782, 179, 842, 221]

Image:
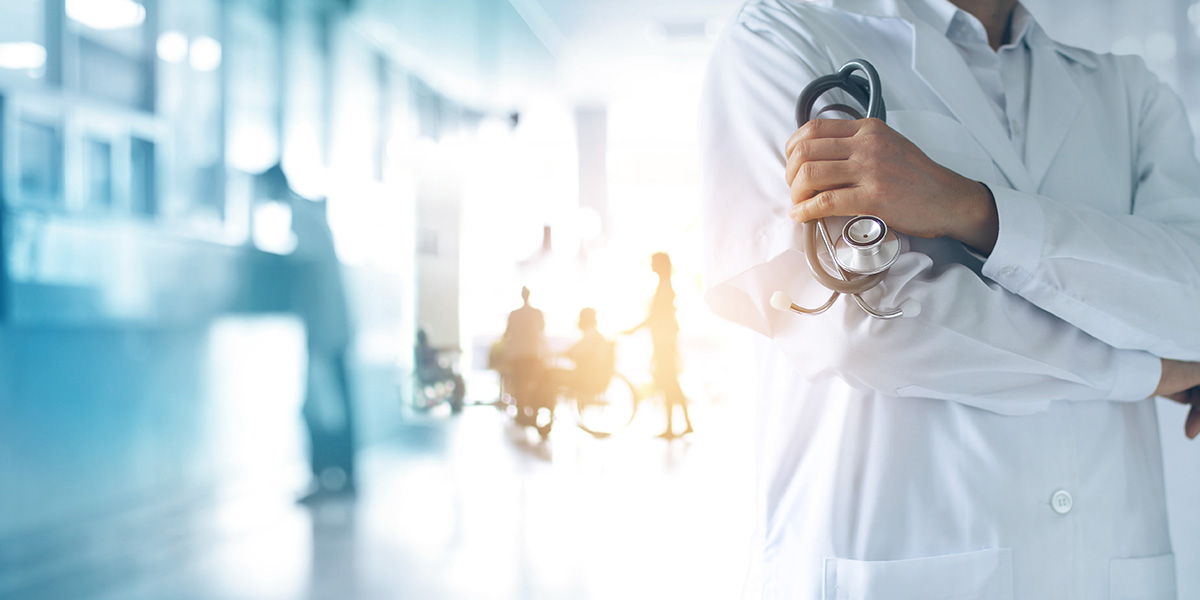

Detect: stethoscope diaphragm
[833, 215, 901, 276]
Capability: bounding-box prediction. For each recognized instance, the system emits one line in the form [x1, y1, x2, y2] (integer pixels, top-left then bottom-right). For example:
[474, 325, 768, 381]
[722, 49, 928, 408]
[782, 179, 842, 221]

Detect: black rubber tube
[794, 59, 887, 296]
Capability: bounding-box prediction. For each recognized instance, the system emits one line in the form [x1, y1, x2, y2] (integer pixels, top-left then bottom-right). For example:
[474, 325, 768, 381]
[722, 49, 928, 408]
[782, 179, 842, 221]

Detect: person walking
[258, 162, 357, 502]
[626, 253, 693, 439]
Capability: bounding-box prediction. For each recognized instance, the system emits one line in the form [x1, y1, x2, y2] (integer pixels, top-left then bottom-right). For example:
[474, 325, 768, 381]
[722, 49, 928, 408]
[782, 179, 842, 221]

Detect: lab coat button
[1051, 490, 1073, 514]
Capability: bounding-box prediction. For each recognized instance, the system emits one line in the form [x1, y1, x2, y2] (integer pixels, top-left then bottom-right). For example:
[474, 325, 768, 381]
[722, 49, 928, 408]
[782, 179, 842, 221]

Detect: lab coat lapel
[902, 10, 1037, 193]
[1025, 26, 1083, 191]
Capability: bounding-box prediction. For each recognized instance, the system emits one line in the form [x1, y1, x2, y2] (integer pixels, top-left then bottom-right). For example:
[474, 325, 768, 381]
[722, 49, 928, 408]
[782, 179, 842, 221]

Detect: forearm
[729, 247, 1161, 416]
[946, 180, 999, 255]
[1154, 359, 1200, 397]
[974, 71, 1200, 360]
[979, 186, 1200, 360]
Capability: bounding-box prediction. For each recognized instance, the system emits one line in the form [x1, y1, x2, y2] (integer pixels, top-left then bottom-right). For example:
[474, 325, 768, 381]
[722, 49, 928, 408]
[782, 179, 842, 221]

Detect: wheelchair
[495, 356, 639, 440]
[411, 354, 465, 414]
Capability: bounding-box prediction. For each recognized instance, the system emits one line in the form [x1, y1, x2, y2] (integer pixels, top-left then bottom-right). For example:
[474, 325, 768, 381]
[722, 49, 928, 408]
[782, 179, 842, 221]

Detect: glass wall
[0, 0, 491, 334]
[0, 0, 50, 88]
[157, 0, 224, 225]
[15, 116, 63, 207]
[226, 0, 281, 175]
[4, 0, 160, 222]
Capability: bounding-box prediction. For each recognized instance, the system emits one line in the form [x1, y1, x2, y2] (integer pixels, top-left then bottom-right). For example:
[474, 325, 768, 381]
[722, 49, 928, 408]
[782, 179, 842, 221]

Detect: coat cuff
[1110, 351, 1162, 402]
[981, 187, 1044, 292]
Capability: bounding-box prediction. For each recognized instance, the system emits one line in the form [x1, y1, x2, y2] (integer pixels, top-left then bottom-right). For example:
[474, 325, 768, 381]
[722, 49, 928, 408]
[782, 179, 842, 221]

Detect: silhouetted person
[502, 287, 548, 425]
[545, 308, 615, 398]
[626, 253, 692, 438]
[414, 328, 465, 412]
[565, 308, 615, 394]
[259, 162, 357, 501]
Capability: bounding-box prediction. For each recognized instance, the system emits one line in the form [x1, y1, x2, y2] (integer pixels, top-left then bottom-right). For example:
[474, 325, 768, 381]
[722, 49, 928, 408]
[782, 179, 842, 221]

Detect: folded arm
[980, 71, 1200, 360]
[700, 20, 1170, 415]
[787, 58, 1200, 361]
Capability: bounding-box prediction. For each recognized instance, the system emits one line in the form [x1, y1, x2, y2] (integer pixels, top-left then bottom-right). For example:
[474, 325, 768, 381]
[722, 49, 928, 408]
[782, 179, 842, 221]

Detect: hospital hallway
[7, 0, 1200, 597]
[0, 316, 756, 600]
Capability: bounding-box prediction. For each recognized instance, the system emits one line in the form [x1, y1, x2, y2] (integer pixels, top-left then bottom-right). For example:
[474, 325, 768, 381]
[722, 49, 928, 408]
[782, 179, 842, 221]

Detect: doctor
[701, 0, 1200, 598]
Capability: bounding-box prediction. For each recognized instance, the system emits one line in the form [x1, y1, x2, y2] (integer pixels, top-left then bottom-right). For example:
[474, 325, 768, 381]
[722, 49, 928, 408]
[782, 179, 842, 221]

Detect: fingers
[1187, 400, 1200, 440]
[789, 160, 857, 204]
[785, 118, 863, 156]
[1161, 385, 1200, 439]
[783, 118, 882, 210]
[785, 138, 853, 185]
[789, 187, 865, 223]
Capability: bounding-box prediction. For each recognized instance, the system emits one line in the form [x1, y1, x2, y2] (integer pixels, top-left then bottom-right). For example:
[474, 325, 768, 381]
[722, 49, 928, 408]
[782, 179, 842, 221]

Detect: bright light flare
[156, 31, 188, 64]
[252, 200, 298, 255]
[190, 36, 222, 72]
[0, 42, 46, 70]
[66, 0, 146, 30]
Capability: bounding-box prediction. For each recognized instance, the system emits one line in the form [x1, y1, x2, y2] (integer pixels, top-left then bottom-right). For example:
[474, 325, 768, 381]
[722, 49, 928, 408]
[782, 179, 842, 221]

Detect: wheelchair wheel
[410, 374, 462, 414]
[411, 379, 439, 411]
[571, 373, 638, 438]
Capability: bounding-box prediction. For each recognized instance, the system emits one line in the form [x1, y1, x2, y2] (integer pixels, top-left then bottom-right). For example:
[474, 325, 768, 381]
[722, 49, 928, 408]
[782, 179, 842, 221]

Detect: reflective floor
[12, 315, 1194, 599]
[74, 400, 755, 600]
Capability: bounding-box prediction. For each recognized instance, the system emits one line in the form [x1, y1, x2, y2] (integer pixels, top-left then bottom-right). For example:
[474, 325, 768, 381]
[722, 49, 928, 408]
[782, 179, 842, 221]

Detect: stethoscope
[770, 59, 919, 320]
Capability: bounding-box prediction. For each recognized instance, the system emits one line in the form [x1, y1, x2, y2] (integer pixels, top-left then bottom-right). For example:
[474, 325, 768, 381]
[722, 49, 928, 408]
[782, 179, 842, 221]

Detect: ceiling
[355, 0, 745, 109]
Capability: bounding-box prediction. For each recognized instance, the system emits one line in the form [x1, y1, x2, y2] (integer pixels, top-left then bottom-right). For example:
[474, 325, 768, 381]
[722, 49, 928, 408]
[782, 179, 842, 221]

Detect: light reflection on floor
[91, 400, 755, 600]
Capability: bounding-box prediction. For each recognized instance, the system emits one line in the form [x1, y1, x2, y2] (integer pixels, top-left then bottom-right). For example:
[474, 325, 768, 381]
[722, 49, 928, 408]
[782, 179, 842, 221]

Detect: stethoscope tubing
[788, 59, 904, 319]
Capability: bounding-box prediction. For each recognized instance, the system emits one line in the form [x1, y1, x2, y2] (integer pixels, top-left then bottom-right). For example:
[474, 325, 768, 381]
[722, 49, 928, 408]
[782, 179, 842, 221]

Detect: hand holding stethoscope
[774, 59, 998, 319]
[771, 59, 913, 319]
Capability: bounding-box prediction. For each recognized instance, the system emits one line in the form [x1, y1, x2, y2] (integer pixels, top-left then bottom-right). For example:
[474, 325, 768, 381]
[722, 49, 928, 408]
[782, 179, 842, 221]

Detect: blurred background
[0, 0, 1197, 598]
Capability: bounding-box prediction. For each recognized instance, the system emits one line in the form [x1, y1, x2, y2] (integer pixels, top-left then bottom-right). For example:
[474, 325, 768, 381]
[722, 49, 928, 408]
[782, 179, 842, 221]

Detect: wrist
[1156, 358, 1200, 397]
[951, 181, 999, 254]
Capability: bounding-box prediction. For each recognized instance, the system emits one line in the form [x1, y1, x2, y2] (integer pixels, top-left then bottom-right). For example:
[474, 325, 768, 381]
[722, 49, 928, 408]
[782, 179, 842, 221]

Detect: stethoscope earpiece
[770, 290, 796, 312]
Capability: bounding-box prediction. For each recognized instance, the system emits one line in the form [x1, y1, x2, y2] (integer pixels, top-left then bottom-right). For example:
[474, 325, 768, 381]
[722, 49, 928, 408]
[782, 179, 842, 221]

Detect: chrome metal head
[845, 216, 886, 247]
[834, 216, 900, 275]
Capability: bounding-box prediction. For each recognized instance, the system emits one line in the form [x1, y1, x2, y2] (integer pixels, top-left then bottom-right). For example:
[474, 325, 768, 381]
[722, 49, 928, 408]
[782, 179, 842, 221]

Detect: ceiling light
[189, 36, 222, 72]
[157, 31, 188, 64]
[0, 42, 47, 70]
[66, 0, 146, 30]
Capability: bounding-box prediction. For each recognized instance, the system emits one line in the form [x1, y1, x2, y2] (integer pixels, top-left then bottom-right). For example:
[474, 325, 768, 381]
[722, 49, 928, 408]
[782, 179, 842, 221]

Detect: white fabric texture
[699, 0, 1192, 597]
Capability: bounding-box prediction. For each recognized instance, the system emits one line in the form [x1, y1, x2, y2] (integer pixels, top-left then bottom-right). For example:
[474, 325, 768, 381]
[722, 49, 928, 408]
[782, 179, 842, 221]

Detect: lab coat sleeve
[699, 19, 1162, 416]
[982, 62, 1200, 361]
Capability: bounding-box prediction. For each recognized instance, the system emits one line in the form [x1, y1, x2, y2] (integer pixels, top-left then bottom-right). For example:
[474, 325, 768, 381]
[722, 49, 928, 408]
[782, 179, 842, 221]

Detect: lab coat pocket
[822, 548, 1013, 600]
[885, 110, 999, 185]
[1109, 553, 1176, 600]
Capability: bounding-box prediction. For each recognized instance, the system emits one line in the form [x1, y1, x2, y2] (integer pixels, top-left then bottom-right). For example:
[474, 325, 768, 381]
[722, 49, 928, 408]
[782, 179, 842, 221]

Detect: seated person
[559, 308, 615, 396]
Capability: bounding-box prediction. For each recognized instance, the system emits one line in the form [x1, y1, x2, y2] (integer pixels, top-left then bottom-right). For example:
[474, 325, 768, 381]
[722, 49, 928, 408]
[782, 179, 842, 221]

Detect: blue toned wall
[0, 1, 552, 596]
[0, 318, 309, 533]
[0, 315, 311, 597]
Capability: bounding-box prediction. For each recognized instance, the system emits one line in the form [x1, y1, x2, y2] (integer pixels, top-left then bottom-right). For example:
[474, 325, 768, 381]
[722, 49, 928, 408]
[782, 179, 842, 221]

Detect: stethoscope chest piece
[833, 215, 900, 276]
[773, 58, 918, 320]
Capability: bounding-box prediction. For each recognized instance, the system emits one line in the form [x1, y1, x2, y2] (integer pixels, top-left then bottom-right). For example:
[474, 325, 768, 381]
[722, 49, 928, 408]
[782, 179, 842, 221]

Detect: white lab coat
[700, 0, 1195, 598]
